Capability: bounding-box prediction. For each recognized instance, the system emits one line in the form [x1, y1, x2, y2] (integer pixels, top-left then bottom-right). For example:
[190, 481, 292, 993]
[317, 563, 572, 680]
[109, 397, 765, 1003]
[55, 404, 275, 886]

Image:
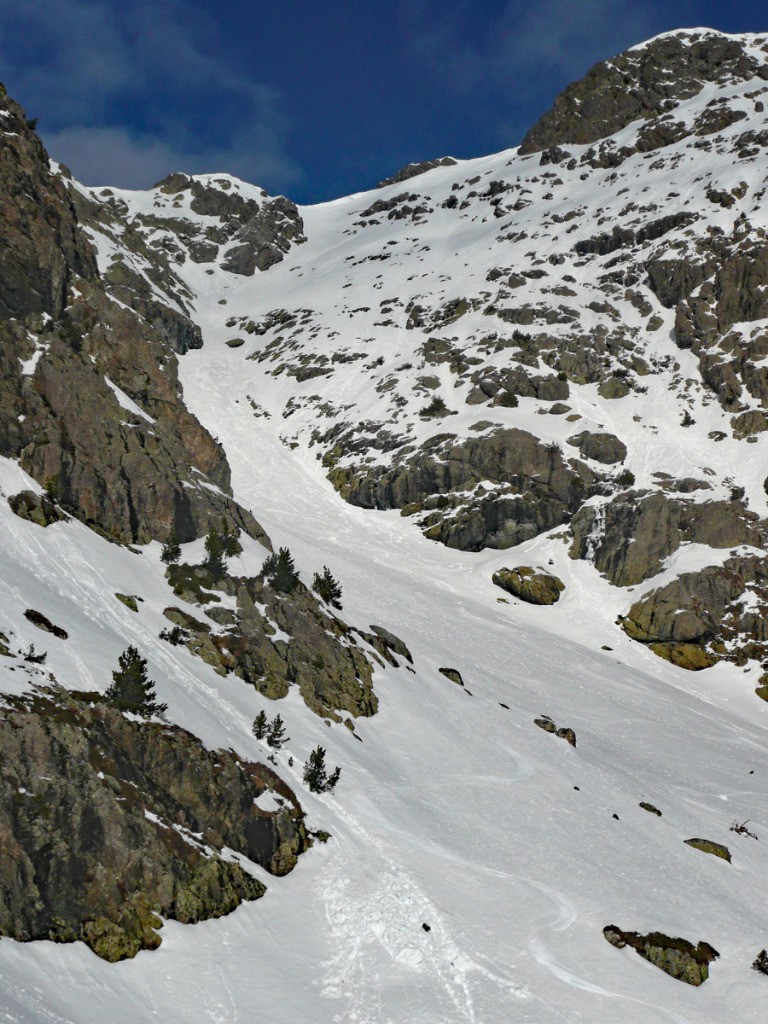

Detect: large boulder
[493, 566, 565, 605]
[603, 925, 719, 986]
[566, 431, 627, 465]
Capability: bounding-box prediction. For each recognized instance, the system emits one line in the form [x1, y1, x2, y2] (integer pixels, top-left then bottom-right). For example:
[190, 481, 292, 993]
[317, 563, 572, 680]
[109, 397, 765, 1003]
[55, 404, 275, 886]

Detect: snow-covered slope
[2, 26, 768, 1024]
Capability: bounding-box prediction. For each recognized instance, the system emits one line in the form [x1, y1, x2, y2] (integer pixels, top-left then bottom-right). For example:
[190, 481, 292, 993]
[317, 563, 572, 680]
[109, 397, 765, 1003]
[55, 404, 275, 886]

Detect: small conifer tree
[261, 552, 278, 578]
[303, 745, 328, 792]
[252, 709, 269, 740]
[161, 527, 181, 564]
[43, 474, 63, 502]
[106, 646, 167, 715]
[312, 566, 342, 608]
[220, 518, 242, 557]
[303, 746, 341, 793]
[267, 714, 289, 748]
[753, 949, 768, 975]
[263, 546, 299, 593]
[204, 526, 227, 577]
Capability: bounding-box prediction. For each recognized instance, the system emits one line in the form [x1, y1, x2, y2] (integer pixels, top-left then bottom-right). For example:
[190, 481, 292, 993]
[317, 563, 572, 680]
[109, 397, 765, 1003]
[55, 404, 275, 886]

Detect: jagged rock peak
[519, 28, 768, 155]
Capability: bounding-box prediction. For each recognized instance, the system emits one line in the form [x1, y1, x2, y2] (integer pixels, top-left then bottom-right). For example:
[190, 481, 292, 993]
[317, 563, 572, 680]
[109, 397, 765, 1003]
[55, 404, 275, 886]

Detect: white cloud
[0, 0, 301, 190]
[41, 124, 301, 191]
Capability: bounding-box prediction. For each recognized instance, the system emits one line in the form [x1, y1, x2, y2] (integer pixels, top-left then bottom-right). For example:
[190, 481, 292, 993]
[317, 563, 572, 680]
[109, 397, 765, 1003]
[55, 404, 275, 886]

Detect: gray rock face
[0, 99, 269, 546]
[0, 86, 97, 321]
[570, 491, 762, 586]
[0, 688, 307, 962]
[520, 31, 766, 155]
[328, 428, 600, 551]
[566, 431, 627, 465]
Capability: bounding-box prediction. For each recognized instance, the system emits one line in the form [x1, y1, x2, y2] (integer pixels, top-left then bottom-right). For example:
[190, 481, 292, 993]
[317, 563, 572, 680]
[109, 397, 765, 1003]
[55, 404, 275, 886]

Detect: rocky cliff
[0, 688, 307, 961]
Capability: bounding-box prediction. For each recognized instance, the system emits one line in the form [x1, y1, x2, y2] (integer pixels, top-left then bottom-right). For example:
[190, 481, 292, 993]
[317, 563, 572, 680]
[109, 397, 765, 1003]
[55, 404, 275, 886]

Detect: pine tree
[220, 517, 242, 557]
[263, 546, 299, 593]
[267, 714, 289, 748]
[312, 566, 342, 608]
[105, 646, 167, 716]
[204, 526, 227, 578]
[302, 746, 342, 793]
[261, 552, 278, 578]
[252, 709, 269, 740]
[303, 745, 328, 792]
[753, 949, 768, 975]
[161, 527, 181, 564]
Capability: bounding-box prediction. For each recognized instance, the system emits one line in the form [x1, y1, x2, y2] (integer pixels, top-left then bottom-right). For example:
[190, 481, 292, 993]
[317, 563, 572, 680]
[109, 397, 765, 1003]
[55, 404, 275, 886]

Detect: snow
[3, 36, 768, 1024]
[104, 376, 155, 423]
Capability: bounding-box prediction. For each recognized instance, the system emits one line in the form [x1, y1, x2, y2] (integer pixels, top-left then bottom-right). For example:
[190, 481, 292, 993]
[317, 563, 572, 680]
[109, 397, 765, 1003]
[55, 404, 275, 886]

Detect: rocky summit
[1, 25, 768, 1024]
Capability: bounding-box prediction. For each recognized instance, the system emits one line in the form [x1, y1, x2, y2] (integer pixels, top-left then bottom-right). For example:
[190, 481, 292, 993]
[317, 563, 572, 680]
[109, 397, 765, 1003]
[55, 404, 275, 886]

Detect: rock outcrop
[0, 88, 269, 546]
[0, 85, 97, 320]
[165, 560, 380, 718]
[570, 491, 762, 587]
[0, 688, 308, 962]
[621, 554, 768, 668]
[328, 428, 600, 551]
[603, 925, 719, 986]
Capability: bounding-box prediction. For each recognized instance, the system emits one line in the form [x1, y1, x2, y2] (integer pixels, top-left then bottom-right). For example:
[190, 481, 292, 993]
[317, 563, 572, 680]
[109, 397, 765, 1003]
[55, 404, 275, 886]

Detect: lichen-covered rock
[556, 726, 577, 747]
[0, 688, 308, 961]
[534, 716, 575, 745]
[640, 802, 662, 816]
[8, 490, 66, 527]
[603, 925, 719, 986]
[439, 667, 464, 686]
[621, 554, 768, 668]
[493, 566, 565, 605]
[684, 838, 732, 862]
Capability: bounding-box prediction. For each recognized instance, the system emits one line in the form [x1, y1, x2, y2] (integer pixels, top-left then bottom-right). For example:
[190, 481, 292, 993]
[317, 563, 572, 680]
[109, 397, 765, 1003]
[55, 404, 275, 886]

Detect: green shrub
[419, 396, 447, 417]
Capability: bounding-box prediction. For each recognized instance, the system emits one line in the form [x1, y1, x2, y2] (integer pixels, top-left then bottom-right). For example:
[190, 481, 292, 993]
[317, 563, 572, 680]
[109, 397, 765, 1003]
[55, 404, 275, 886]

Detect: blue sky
[0, 1, 764, 203]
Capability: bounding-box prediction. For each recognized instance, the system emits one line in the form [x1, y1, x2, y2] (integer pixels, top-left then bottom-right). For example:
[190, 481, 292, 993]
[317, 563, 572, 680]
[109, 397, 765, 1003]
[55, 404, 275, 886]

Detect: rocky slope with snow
[2, 25, 768, 1024]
